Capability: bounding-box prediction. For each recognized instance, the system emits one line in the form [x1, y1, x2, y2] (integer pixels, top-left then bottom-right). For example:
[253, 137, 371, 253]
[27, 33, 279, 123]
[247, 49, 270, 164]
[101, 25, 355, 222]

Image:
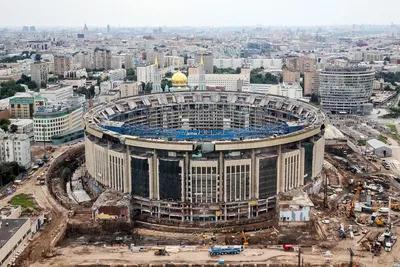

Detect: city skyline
[2, 0, 400, 28]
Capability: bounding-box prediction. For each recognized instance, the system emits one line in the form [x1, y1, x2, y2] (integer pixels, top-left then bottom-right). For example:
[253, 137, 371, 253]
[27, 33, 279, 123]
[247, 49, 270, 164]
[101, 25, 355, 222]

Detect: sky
[1, 0, 400, 28]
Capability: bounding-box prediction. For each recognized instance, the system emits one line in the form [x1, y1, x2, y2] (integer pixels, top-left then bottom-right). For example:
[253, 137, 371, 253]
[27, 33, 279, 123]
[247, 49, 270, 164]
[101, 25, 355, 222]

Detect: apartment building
[30, 62, 48, 87]
[119, 82, 140, 98]
[93, 49, 111, 70]
[39, 85, 73, 102]
[0, 130, 31, 168]
[54, 55, 72, 75]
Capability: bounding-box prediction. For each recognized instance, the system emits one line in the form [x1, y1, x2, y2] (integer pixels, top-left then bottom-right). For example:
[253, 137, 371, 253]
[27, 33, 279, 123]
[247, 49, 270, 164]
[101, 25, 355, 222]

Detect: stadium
[84, 90, 326, 223]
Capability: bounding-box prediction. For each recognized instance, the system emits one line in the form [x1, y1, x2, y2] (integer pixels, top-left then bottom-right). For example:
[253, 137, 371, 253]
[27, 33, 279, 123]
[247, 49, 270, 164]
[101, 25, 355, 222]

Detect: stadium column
[219, 151, 226, 221]
[125, 145, 131, 193]
[251, 149, 256, 199]
[299, 142, 305, 187]
[153, 149, 159, 200]
[277, 145, 284, 193]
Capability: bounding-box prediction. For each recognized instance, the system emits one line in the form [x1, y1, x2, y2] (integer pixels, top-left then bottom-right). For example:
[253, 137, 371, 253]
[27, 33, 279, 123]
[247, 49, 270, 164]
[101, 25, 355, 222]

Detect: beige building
[9, 97, 42, 119]
[283, 69, 300, 83]
[303, 71, 320, 95]
[54, 55, 72, 75]
[30, 62, 48, 87]
[119, 82, 140, 98]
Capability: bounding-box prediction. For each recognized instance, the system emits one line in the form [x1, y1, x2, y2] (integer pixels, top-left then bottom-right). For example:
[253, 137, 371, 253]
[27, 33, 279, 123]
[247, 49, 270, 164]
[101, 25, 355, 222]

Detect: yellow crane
[346, 182, 362, 217]
[241, 231, 249, 246]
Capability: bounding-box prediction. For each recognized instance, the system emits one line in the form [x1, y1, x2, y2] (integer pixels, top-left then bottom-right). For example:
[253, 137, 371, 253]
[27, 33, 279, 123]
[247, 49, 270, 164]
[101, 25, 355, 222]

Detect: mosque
[152, 56, 225, 93]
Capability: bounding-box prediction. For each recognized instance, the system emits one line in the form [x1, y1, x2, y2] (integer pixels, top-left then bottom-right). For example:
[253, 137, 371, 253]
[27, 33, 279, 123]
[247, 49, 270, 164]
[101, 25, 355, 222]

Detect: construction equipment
[241, 231, 249, 246]
[346, 182, 362, 218]
[283, 244, 295, 251]
[154, 248, 169, 256]
[375, 217, 385, 227]
[209, 246, 241, 256]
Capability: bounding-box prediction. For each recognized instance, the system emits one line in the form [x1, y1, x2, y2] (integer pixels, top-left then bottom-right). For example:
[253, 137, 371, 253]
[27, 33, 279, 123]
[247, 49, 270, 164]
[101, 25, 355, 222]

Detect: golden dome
[171, 71, 187, 85]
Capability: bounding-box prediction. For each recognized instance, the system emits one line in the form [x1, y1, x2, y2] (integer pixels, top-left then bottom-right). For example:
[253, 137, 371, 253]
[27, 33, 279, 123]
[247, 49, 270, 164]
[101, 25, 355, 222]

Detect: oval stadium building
[84, 91, 326, 223]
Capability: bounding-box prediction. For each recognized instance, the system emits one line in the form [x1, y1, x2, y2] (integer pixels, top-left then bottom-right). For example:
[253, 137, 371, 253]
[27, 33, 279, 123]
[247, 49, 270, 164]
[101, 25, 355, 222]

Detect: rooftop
[0, 219, 29, 249]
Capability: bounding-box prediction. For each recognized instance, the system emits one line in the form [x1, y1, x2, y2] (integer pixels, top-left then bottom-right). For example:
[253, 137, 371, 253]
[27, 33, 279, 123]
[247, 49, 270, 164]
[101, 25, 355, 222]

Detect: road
[3, 146, 72, 267]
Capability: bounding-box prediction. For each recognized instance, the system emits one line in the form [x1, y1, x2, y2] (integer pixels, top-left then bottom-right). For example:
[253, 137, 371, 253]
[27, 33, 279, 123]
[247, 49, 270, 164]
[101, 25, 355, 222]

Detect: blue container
[218, 259, 225, 264]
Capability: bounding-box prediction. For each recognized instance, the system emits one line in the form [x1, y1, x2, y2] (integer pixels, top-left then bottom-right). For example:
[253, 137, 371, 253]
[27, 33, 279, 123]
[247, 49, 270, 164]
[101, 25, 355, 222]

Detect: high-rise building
[93, 48, 111, 70]
[303, 71, 319, 95]
[137, 65, 154, 83]
[30, 62, 48, 87]
[111, 55, 122, 69]
[54, 55, 72, 75]
[319, 67, 374, 115]
[124, 54, 135, 70]
[107, 25, 110, 33]
[283, 69, 300, 83]
[195, 53, 213, 74]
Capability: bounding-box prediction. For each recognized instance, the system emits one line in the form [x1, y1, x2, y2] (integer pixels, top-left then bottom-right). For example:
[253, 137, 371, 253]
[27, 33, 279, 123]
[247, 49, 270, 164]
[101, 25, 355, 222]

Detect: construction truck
[154, 248, 169, 256]
[375, 217, 385, 227]
[209, 246, 241, 256]
[390, 203, 400, 211]
[283, 244, 295, 251]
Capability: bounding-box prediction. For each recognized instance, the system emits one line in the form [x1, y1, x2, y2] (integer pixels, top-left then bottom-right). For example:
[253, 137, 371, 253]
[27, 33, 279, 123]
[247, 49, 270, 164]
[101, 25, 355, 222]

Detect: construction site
[0, 127, 392, 267]
[2, 93, 399, 266]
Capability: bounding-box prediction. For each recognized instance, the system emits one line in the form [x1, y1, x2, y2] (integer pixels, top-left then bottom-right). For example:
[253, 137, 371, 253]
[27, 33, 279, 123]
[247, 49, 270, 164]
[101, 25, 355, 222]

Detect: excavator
[346, 182, 363, 218]
[241, 231, 249, 246]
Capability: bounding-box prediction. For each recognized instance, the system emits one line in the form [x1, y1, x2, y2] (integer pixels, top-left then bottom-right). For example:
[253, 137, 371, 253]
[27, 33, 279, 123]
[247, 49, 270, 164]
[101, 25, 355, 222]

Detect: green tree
[310, 93, 320, 105]
[35, 54, 41, 61]
[0, 124, 8, 132]
[0, 162, 26, 187]
[0, 80, 26, 99]
[9, 124, 18, 133]
[145, 83, 153, 94]
[165, 72, 173, 78]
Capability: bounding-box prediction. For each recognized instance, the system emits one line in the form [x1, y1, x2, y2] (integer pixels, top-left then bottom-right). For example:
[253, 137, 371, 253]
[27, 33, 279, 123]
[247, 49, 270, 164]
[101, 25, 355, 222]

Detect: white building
[188, 73, 250, 91]
[164, 56, 184, 68]
[213, 58, 242, 69]
[111, 56, 122, 69]
[108, 69, 126, 82]
[9, 119, 34, 139]
[39, 85, 73, 102]
[0, 130, 31, 168]
[137, 65, 154, 83]
[33, 101, 83, 142]
[245, 82, 303, 99]
[0, 219, 31, 267]
[250, 58, 282, 69]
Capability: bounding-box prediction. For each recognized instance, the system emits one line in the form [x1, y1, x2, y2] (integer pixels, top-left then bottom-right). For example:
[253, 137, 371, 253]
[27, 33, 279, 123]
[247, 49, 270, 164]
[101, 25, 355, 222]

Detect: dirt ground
[1, 145, 76, 267]
[28, 237, 399, 267]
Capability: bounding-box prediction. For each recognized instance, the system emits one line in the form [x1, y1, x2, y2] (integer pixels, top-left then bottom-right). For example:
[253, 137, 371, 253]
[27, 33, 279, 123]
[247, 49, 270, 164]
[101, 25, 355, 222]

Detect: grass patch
[10, 193, 35, 209]
[378, 135, 388, 144]
[386, 124, 398, 133]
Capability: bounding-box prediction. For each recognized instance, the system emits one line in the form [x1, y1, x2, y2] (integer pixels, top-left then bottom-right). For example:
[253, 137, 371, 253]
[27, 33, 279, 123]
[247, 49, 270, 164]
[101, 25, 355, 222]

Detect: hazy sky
[2, 0, 400, 28]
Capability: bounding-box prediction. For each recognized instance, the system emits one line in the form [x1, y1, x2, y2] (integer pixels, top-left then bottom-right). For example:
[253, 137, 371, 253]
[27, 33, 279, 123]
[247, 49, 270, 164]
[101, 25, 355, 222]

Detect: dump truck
[209, 246, 241, 256]
[154, 248, 169, 256]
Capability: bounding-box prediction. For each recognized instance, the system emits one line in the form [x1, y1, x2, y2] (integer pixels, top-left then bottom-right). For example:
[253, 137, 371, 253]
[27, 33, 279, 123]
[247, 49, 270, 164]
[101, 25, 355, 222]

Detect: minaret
[198, 55, 206, 91]
[152, 56, 162, 93]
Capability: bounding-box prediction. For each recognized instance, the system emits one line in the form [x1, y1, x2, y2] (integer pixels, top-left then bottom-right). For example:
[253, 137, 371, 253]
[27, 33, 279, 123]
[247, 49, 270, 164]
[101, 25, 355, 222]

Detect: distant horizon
[1, 23, 399, 30]
[1, 0, 400, 29]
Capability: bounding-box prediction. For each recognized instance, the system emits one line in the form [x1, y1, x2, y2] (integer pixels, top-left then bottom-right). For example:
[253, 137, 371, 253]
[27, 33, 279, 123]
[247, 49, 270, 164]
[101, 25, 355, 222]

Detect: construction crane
[241, 231, 249, 246]
[346, 182, 362, 218]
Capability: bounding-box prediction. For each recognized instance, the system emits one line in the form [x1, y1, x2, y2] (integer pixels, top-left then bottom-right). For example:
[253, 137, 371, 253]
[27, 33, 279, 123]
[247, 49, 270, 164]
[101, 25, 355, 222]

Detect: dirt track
[7, 145, 77, 267]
